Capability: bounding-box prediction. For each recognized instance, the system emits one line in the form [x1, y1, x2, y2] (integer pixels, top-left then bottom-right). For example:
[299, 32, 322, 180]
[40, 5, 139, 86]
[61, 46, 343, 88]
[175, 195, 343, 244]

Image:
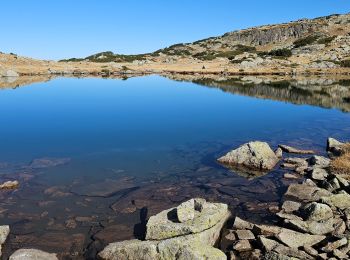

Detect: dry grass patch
[330, 143, 350, 178]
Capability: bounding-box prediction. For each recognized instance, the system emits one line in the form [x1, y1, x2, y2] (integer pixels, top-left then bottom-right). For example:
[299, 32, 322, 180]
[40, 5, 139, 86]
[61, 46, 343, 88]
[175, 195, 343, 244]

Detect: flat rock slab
[321, 193, 350, 209]
[275, 228, 326, 248]
[9, 249, 58, 260]
[70, 178, 138, 197]
[284, 183, 331, 202]
[279, 144, 315, 154]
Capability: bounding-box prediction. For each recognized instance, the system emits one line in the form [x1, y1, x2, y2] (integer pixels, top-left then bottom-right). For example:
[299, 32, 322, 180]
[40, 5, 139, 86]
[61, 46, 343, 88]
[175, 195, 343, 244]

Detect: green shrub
[340, 60, 350, 68]
[268, 48, 292, 57]
[293, 36, 319, 48]
[317, 36, 336, 45]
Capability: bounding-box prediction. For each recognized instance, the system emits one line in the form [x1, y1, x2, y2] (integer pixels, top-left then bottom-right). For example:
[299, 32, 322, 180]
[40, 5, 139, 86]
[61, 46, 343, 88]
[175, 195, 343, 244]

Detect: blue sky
[1, 0, 349, 60]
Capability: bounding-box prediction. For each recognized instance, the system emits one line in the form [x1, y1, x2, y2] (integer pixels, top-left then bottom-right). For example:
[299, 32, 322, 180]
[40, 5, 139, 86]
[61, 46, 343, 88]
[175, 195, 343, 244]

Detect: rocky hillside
[65, 13, 350, 67]
[1, 13, 350, 76]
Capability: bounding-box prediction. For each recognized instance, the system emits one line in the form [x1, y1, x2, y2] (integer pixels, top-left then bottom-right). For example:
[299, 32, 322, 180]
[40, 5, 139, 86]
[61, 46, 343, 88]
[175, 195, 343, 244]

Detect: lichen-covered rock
[218, 141, 279, 171]
[9, 249, 58, 260]
[0, 225, 9, 257]
[321, 193, 350, 209]
[176, 199, 195, 223]
[99, 199, 230, 260]
[146, 198, 229, 240]
[275, 228, 326, 248]
[302, 202, 333, 221]
[284, 183, 331, 202]
[98, 240, 159, 260]
[281, 201, 301, 213]
[285, 218, 335, 235]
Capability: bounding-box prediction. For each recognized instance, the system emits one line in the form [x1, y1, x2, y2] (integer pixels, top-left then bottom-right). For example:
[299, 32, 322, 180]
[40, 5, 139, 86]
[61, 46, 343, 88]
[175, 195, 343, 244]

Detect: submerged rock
[29, 157, 70, 169]
[9, 249, 58, 260]
[218, 141, 279, 171]
[0, 180, 19, 190]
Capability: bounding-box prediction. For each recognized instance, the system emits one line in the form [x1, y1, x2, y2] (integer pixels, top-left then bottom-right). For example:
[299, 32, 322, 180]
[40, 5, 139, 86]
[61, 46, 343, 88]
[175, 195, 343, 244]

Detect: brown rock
[233, 239, 252, 252]
[233, 217, 254, 230]
[235, 230, 255, 240]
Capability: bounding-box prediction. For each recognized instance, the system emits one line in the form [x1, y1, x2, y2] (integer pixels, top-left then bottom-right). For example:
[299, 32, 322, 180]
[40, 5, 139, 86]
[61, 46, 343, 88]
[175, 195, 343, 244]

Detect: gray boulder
[308, 155, 331, 168]
[99, 199, 230, 260]
[9, 249, 58, 260]
[146, 198, 229, 240]
[218, 141, 279, 171]
[327, 137, 345, 157]
[284, 183, 331, 202]
[0, 225, 9, 257]
[322, 193, 350, 209]
[302, 202, 333, 221]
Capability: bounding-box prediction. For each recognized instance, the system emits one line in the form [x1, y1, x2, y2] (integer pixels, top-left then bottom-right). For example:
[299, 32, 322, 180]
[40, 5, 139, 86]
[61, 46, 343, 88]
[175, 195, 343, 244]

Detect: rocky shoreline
[0, 138, 348, 259]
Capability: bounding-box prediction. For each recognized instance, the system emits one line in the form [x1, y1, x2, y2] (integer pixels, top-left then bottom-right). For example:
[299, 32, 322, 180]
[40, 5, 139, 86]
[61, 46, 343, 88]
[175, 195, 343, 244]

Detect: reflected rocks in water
[165, 74, 350, 112]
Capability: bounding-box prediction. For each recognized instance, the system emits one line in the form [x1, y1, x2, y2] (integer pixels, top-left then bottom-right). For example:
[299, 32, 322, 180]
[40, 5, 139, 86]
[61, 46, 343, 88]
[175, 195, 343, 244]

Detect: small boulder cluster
[99, 198, 231, 260]
[222, 138, 350, 259]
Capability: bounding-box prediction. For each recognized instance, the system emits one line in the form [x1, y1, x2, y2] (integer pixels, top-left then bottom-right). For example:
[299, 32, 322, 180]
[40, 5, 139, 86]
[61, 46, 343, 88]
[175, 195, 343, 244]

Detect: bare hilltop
[1, 12, 350, 77]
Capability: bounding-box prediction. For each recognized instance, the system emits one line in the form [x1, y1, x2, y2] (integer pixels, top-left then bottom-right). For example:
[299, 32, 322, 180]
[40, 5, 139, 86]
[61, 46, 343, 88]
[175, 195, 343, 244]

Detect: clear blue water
[0, 75, 349, 257]
[0, 76, 349, 163]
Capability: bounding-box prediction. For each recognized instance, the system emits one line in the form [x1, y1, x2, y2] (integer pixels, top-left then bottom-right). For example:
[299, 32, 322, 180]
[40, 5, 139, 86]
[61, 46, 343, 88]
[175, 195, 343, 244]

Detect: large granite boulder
[146, 198, 228, 240]
[9, 249, 58, 260]
[0, 225, 9, 257]
[218, 141, 279, 171]
[98, 199, 230, 260]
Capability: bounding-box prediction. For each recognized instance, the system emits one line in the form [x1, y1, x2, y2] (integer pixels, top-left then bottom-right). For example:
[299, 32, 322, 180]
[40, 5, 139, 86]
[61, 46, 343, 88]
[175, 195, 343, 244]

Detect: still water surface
[0, 75, 349, 258]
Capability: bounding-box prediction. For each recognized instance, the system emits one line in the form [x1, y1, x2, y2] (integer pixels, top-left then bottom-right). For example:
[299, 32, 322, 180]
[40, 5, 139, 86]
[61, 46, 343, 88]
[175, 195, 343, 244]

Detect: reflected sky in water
[0, 75, 349, 163]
